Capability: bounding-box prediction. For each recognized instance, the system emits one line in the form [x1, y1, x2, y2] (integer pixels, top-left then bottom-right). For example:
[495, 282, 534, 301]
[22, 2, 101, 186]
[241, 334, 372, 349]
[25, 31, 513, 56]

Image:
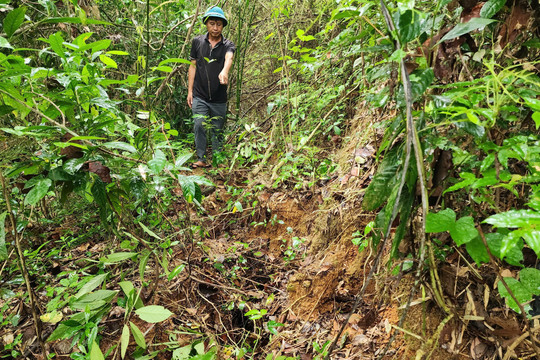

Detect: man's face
[206, 19, 224, 38]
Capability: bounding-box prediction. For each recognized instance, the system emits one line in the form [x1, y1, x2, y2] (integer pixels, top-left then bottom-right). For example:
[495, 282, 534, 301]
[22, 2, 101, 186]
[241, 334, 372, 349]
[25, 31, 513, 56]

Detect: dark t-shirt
[190, 34, 236, 103]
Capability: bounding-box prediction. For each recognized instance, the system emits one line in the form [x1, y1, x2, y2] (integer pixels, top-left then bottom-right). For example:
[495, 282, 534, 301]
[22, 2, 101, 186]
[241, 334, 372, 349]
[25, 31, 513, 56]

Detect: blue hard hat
[203, 6, 228, 27]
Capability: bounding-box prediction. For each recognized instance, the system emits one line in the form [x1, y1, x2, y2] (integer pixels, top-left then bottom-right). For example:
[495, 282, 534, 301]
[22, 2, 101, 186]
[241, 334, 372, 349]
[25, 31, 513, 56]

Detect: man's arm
[218, 52, 234, 85]
[187, 59, 196, 108]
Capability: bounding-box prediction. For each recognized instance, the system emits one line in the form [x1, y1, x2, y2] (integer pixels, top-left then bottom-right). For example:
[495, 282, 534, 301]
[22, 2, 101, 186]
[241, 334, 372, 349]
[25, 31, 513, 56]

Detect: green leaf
[0, 212, 7, 261]
[523, 229, 540, 257]
[91, 181, 108, 224]
[102, 141, 137, 153]
[172, 345, 192, 360]
[24, 178, 52, 206]
[4, 7, 27, 38]
[100, 252, 137, 264]
[449, 216, 478, 246]
[41, 17, 112, 26]
[158, 58, 192, 66]
[107, 50, 129, 55]
[81, 39, 112, 53]
[129, 321, 147, 349]
[396, 9, 422, 44]
[175, 153, 192, 168]
[48, 32, 66, 59]
[168, 264, 185, 281]
[119, 281, 144, 309]
[47, 321, 81, 342]
[465, 236, 490, 266]
[484, 210, 540, 228]
[296, 29, 315, 42]
[363, 152, 400, 211]
[331, 8, 359, 20]
[152, 65, 173, 73]
[138, 222, 163, 240]
[135, 305, 173, 323]
[480, 0, 506, 19]
[139, 250, 151, 283]
[486, 233, 523, 267]
[121, 324, 129, 359]
[190, 351, 216, 360]
[99, 55, 117, 68]
[148, 149, 167, 174]
[90, 340, 105, 360]
[71, 290, 117, 310]
[500, 230, 524, 259]
[520, 268, 540, 296]
[426, 209, 456, 233]
[0, 36, 13, 49]
[532, 112, 540, 130]
[523, 97, 540, 111]
[63, 158, 86, 175]
[75, 273, 108, 299]
[498, 277, 532, 314]
[439, 18, 497, 43]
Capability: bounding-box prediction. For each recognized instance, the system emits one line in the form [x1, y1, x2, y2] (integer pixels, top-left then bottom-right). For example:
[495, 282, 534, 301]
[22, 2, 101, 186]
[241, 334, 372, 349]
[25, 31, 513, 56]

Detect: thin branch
[0, 172, 48, 358]
[154, 0, 202, 99]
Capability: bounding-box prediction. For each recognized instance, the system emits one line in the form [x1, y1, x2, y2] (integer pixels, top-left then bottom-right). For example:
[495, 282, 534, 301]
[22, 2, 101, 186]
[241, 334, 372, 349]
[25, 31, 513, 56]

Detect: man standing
[187, 6, 235, 168]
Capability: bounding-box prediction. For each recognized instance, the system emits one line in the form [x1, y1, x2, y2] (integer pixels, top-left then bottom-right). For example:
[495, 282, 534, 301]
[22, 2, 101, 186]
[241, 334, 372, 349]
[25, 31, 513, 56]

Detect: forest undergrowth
[1, 0, 540, 359]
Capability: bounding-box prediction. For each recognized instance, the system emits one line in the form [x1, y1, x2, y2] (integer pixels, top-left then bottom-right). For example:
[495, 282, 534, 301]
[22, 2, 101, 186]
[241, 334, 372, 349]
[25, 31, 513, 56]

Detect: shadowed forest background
[1, 0, 540, 359]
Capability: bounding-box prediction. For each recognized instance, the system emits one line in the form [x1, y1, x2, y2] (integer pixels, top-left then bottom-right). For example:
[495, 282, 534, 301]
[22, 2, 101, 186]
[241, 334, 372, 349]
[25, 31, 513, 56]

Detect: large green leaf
[486, 232, 523, 267]
[439, 18, 497, 43]
[500, 230, 524, 259]
[4, 7, 27, 38]
[0, 36, 13, 49]
[172, 345, 192, 360]
[135, 305, 173, 323]
[484, 210, 540, 228]
[75, 273, 108, 299]
[48, 32, 66, 59]
[71, 290, 117, 310]
[90, 340, 105, 360]
[363, 150, 400, 211]
[99, 55, 117, 68]
[129, 321, 147, 349]
[100, 252, 137, 264]
[158, 58, 192, 66]
[148, 149, 167, 174]
[465, 235, 490, 266]
[24, 178, 52, 206]
[0, 212, 7, 261]
[520, 268, 540, 296]
[480, 0, 506, 19]
[396, 9, 422, 44]
[102, 141, 137, 153]
[498, 277, 532, 314]
[121, 324, 129, 359]
[118, 281, 144, 309]
[523, 229, 540, 257]
[449, 216, 478, 246]
[175, 153, 193, 169]
[426, 209, 456, 233]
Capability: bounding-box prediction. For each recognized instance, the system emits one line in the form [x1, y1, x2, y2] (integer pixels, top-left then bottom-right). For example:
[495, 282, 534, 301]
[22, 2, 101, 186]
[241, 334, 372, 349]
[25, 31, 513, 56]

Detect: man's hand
[218, 71, 228, 85]
[187, 92, 193, 108]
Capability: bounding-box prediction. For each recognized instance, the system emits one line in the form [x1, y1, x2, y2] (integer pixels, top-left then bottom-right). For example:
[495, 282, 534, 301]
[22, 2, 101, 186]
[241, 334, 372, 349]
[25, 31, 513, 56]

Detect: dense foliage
[0, 0, 539, 358]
